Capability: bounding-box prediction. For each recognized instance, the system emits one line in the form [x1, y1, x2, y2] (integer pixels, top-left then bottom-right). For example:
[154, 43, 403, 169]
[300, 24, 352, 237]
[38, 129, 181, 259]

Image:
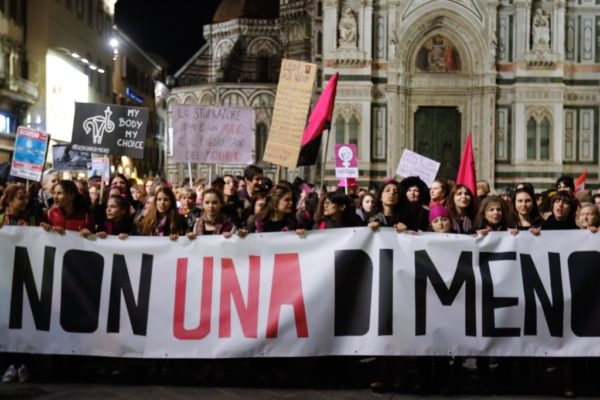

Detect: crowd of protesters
[1, 164, 599, 395]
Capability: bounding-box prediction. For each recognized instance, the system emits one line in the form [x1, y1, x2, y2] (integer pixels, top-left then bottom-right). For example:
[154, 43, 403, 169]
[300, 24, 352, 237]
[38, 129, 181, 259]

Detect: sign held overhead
[71, 102, 149, 159]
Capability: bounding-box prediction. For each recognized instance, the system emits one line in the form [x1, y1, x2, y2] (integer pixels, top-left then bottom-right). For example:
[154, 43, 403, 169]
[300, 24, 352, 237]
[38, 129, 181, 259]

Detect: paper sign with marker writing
[263, 59, 317, 168]
[395, 149, 440, 187]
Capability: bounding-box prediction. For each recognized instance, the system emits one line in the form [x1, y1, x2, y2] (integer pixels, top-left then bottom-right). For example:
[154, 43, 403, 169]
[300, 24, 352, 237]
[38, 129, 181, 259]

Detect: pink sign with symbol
[335, 144, 358, 178]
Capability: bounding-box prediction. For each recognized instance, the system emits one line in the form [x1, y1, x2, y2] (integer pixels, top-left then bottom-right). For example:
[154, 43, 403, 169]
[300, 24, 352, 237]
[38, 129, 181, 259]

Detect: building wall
[169, 0, 600, 190]
[26, 0, 114, 145]
[0, 0, 37, 165]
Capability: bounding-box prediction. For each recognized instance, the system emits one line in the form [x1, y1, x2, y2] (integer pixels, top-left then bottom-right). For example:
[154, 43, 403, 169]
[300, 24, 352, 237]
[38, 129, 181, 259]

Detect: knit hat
[429, 205, 451, 223]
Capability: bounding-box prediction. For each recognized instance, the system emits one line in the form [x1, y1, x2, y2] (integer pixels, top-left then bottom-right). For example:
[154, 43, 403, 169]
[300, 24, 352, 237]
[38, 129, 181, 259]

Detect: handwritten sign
[335, 144, 358, 178]
[171, 105, 254, 165]
[395, 149, 440, 187]
[71, 102, 149, 159]
[263, 59, 317, 168]
[10, 127, 50, 181]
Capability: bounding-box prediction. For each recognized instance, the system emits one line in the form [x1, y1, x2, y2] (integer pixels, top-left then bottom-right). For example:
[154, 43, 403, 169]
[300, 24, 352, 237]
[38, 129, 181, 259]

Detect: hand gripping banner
[2, 226, 600, 358]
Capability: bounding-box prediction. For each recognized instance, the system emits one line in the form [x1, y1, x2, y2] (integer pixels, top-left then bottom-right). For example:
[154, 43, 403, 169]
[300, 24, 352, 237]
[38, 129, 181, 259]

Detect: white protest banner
[263, 59, 317, 168]
[10, 127, 50, 181]
[335, 144, 358, 178]
[3, 227, 600, 358]
[171, 105, 254, 165]
[396, 149, 440, 187]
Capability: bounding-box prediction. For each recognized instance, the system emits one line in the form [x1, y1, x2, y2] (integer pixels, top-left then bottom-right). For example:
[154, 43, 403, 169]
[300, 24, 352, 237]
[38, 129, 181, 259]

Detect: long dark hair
[375, 180, 401, 215]
[446, 184, 476, 220]
[512, 187, 541, 223]
[258, 184, 293, 222]
[56, 180, 91, 214]
[314, 191, 357, 226]
[137, 186, 179, 236]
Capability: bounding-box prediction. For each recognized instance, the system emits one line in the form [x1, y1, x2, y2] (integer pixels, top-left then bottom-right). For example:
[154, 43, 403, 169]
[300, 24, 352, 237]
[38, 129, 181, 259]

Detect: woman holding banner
[474, 196, 512, 235]
[96, 195, 136, 239]
[313, 192, 361, 229]
[222, 174, 244, 227]
[446, 184, 476, 234]
[0, 184, 38, 227]
[508, 187, 542, 235]
[254, 185, 301, 234]
[368, 180, 408, 232]
[41, 180, 94, 236]
[187, 189, 235, 238]
[398, 176, 430, 232]
[136, 187, 186, 240]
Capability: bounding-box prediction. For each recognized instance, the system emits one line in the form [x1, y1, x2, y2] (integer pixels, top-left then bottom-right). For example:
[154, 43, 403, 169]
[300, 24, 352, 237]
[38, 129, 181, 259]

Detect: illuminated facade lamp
[89, 65, 97, 70]
[98, 68, 105, 74]
[109, 38, 119, 48]
[71, 52, 80, 59]
[81, 58, 89, 64]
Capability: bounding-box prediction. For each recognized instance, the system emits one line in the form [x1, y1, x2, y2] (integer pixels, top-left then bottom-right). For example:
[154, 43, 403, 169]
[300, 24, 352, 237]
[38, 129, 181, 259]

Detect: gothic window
[256, 123, 268, 163]
[564, 108, 596, 162]
[372, 106, 386, 161]
[526, 115, 551, 161]
[495, 108, 510, 162]
[334, 106, 361, 152]
[257, 55, 270, 82]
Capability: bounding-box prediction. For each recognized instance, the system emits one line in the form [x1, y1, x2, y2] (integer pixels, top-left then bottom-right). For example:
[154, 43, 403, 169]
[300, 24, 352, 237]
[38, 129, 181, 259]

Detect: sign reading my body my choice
[71, 102, 149, 159]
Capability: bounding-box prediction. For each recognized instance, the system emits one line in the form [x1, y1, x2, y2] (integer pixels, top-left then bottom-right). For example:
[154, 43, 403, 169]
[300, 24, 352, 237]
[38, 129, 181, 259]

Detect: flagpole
[187, 163, 193, 188]
[319, 128, 330, 193]
[275, 165, 281, 184]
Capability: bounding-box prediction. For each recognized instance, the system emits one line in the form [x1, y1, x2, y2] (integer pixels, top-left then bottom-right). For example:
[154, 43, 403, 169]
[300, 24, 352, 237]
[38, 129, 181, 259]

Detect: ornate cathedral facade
[167, 0, 600, 189]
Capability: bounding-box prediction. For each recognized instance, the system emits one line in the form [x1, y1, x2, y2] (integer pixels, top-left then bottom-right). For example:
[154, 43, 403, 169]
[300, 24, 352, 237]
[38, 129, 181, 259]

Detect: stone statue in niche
[338, 8, 358, 48]
[531, 8, 550, 51]
[415, 35, 461, 73]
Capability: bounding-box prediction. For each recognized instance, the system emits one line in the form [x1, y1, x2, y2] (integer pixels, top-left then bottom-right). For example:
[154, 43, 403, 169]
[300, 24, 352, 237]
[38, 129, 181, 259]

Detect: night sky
[114, 0, 222, 74]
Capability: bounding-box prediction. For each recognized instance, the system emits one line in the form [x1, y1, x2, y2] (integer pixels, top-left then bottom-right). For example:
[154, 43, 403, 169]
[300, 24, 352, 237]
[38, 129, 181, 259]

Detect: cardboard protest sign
[52, 144, 91, 171]
[335, 144, 358, 178]
[263, 59, 317, 168]
[396, 149, 440, 187]
[171, 105, 254, 164]
[88, 157, 110, 185]
[71, 102, 149, 159]
[10, 127, 50, 181]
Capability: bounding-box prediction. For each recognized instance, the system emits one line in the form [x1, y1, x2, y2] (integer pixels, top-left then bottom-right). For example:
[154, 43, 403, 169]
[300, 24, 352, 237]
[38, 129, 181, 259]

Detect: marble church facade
[167, 0, 600, 189]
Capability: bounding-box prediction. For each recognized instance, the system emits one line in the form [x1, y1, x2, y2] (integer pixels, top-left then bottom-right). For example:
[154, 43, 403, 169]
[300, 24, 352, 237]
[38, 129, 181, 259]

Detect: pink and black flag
[456, 133, 477, 196]
[297, 72, 339, 167]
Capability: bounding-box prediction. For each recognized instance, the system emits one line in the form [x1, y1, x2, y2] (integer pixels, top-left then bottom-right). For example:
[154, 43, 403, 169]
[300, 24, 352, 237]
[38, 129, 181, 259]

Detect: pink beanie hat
[429, 205, 451, 223]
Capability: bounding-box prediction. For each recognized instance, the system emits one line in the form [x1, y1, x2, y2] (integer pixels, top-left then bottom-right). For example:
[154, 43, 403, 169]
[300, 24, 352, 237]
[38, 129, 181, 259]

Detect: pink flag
[297, 73, 339, 166]
[456, 133, 477, 196]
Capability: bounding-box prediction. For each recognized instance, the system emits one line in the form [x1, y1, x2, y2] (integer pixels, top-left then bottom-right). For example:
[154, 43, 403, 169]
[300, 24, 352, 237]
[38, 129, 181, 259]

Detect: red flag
[575, 169, 587, 192]
[456, 133, 477, 196]
[297, 72, 339, 166]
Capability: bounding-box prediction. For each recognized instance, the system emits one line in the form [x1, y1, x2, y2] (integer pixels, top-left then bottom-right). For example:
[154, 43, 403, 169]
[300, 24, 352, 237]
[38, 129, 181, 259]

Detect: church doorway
[413, 107, 461, 180]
